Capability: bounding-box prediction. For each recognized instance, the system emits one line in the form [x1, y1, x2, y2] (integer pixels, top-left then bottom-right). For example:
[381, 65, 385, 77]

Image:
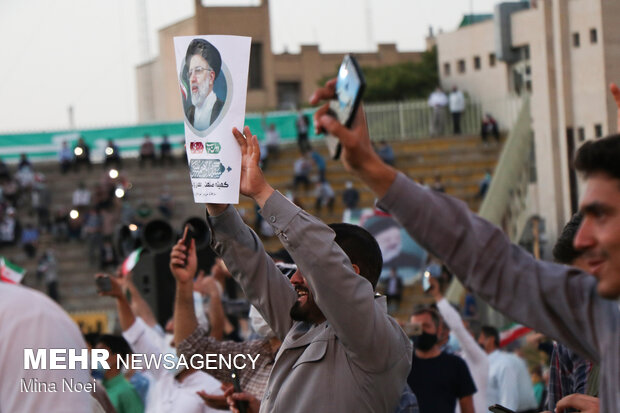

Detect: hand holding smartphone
[325, 54, 366, 160]
[488, 404, 516, 413]
[231, 368, 248, 413]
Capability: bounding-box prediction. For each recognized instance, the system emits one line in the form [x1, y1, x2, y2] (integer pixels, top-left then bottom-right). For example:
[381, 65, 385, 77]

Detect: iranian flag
[499, 323, 532, 347]
[0, 257, 26, 284]
[121, 248, 143, 277]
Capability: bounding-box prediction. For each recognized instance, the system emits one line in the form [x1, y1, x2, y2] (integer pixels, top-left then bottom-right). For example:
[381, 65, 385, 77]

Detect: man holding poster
[172, 126, 411, 412]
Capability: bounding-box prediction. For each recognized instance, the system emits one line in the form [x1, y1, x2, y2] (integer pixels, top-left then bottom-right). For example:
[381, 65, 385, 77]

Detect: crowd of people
[2, 74, 619, 413]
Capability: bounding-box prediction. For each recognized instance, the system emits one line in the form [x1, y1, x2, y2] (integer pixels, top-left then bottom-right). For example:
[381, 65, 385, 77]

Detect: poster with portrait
[173, 35, 251, 204]
[362, 213, 428, 285]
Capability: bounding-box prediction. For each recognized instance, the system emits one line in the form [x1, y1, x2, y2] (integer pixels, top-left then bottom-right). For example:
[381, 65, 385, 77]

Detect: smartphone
[325, 54, 366, 160]
[488, 404, 516, 413]
[231, 368, 248, 413]
[95, 275, 112, 293]
[422, 271, 431, 292]
[183, 224, 195, 250]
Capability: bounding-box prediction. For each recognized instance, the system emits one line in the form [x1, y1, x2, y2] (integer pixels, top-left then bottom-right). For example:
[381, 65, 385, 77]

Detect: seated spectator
[407, 306, 476, 413]
[431, 174, 445, 193]
[314, 180, 335, 214]
[160, 135, 174, 166]
[292, 153, 312, 192]
[342, 181, 359, 210]
[481, 114, 500, 145]
[21, 222, 39, 259]
[94, 335, 145, 413]
[51, 207, 69, 243]
[0, 206, 20, 247]
[72, 182, 92, 212]
[15, 157, 35, 191]
[377, 140, 396, 166]
[73, 137, 92, 172]
[157, 186, 174, 220]
[104, 139, 123, 169]
[139, 135, 156, 168]
[32, 174, 51, 232]
[0, 158, 11, 183]
[17, 153, 32, 172]
[58, 141, 73, 174]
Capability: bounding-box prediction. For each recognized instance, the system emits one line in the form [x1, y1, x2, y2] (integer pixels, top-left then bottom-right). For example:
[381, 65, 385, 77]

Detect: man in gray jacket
[173, 126, 411, 412]
[311, 78, 620, 412]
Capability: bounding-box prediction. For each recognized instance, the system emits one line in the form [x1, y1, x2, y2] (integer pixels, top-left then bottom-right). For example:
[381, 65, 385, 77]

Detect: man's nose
[573, 217, 595, 251]
[289, 270, 303, 284]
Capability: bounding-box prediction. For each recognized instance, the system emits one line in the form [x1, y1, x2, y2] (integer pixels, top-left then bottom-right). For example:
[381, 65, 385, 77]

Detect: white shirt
[72, 188, 91, 207]
[122, 317, 225, 413]
[193, 91, 218, 131]
[0, 283, 103, 413]
[266, 130, 280, 146]
[428, 90, 448, 107]
[449, 90, 466, 113]
[487, 350, 538, 412]
[437, 299, 488, 413]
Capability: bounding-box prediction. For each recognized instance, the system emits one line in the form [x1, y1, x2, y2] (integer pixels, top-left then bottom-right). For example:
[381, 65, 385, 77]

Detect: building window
[458, 59, 466, 74]
[249, 42, 264, 89]
[573, 32, 580, 47]
[489, 53, 496, 67]
[590, 28, 598, 44]
[578, 127, 585, 142]
[474, 56, 481, 70]
[444, 62, 451, 76]
[595, 123, 603, 138]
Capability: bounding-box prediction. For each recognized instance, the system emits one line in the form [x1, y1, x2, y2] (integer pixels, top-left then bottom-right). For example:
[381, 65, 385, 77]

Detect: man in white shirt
[185, 39, 224, 131]
[428, 87, 448, 136]
[478, 326, 537, 413]
[98, 274, 225, 413]
[449, 87, 466, 135]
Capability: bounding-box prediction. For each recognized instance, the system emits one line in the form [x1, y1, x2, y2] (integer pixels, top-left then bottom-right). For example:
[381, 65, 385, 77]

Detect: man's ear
[352, 263, 361, 275]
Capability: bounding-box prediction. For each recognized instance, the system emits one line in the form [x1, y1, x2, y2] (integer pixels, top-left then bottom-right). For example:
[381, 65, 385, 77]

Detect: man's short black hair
[411, 305, 441, 329]
[185, 38, 222, 78]
[329, 223, 383, 289]
[574, 134, 620, 180]
[480, 325, 500, 347]
[96, 334, 132, 356]
[552, 213, 584, 264]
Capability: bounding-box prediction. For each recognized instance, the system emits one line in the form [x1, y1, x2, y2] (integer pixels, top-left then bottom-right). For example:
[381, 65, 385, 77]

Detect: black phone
[325, 54, 366, 160]
[95, 275, 112, 293]
[488, 404, 516, 413]
[183, 224, 195, 250]
[231, 368, 248, 413]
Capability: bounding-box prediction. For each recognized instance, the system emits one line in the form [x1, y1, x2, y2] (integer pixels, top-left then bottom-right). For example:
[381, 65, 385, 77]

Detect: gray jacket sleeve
[208, 204, 296, 340]
[378, 172, 612, 362]
[261, 191, 411, 372]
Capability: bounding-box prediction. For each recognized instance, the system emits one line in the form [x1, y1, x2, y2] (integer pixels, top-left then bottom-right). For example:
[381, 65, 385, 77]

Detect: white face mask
[249, 306, 275, 339]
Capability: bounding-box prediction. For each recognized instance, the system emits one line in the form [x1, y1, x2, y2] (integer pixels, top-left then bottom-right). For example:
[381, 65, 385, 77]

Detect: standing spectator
[73, 137, 92, 172]
[139, 135, 156, 168]
[407, 307, 476, 413]
[21, 222, 39, 259]
[72, 182, 92, 212]
[428, 87, 448, 136]
[310, 150, 326, 183]
[37, 249, 59, 302]
[431, 174, 446, 193]
[377, 141, 396, 166]
[314, 180, 335, 214]
[100, 239, 118, 271]
[31, 174, 51, 232]
[104, 139, 122, 169]
[342, 181, 360, 222]
[265, 123, 281, 161]
[385, 268, 403, 314]
[449, 86, 466, 135]
[428, 277, 489, 413]
[478, 326, 538, 412]
[295, 109, 311, 153]
[83, 208, 103, 267]
[15, 155, 35, 192]
[51, 207, 69, 243]
[160, 135, 174, 166]
[17, 153, 32, 172]
[292, 153, 312, 192]
[58, 141, 73, 174]
[481, 114, 500, 145]
[0, 206, 20, 247]
[0, 158, 10, 183]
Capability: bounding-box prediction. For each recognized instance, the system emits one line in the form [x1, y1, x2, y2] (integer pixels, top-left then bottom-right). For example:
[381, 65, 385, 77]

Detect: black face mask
[412, 332, 438, 352]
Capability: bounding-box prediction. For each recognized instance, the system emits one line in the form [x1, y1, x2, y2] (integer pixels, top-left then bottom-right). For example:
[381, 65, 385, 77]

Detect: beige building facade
[437, 0, 620, 255]
[136, 0, 422, 122]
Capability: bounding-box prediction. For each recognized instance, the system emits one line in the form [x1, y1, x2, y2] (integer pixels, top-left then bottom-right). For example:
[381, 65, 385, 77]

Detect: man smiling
[175, 126, 412, 412]
[184, 39, 224, 131]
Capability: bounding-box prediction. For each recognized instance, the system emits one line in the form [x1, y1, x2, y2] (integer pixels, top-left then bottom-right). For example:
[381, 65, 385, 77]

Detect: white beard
[191, 80, 209, 107]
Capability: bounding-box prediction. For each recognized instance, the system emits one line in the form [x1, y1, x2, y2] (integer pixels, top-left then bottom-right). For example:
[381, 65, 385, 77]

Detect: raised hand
[232, 126, 274, 207]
